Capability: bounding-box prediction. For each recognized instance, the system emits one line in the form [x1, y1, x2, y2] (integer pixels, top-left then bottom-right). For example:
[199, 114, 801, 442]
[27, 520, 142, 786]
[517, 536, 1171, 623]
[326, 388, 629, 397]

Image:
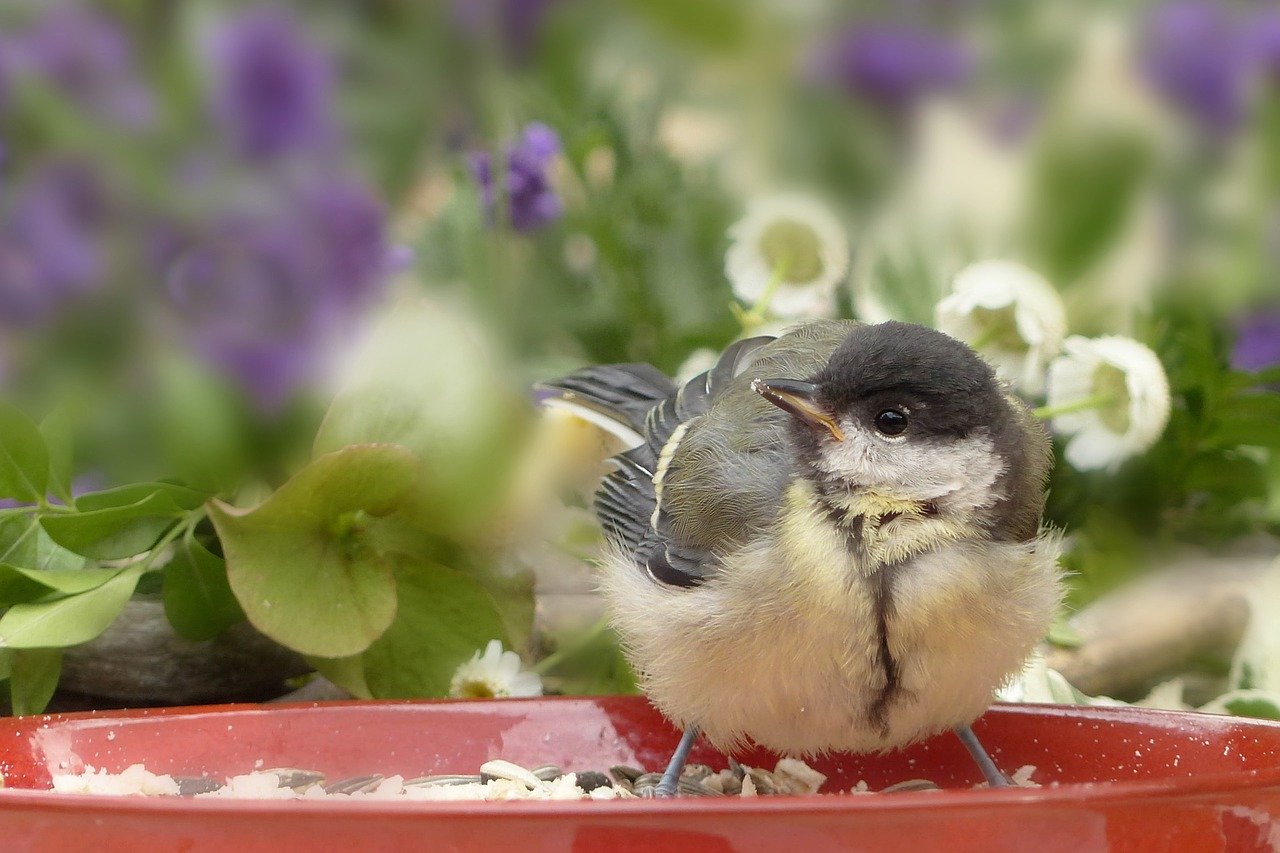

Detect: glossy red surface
[0, 697, 1277, 851]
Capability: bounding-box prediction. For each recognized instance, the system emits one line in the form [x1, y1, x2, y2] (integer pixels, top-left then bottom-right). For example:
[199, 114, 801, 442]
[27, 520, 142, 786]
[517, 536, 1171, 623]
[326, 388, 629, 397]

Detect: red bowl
[0, 696, 1277, 852]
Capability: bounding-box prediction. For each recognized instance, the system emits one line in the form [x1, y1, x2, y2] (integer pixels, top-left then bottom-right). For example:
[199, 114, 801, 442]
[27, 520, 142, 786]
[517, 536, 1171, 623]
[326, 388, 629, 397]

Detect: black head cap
[810, 321, 1006, 440]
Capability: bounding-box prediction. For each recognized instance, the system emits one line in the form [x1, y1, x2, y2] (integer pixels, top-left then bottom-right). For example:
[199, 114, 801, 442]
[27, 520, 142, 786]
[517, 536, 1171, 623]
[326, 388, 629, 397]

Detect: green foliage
[209, 445, 415, 658]
[354, 560, 508, 698]
[161, 533, 242, 642]
[0, 402, 50, 506]
[0, 566, 143, 648]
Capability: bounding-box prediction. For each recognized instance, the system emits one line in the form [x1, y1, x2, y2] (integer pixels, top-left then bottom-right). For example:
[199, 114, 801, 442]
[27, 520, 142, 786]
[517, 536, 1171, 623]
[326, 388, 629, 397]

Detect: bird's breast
[600, 484, 1063, 756]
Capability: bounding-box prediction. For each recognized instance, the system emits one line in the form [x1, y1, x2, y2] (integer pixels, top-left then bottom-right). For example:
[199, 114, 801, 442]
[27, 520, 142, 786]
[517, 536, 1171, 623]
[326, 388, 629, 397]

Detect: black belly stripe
[813, 484, 905, 734]
[867, 568, 901, 737]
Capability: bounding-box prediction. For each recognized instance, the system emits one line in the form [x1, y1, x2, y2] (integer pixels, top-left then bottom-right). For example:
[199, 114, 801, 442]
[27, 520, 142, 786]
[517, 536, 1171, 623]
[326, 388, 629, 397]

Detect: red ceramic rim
[1, 698, 1277, 816]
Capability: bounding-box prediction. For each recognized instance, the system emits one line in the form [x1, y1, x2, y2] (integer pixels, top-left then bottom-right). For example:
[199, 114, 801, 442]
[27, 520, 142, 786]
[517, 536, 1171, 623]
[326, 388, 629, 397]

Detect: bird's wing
[657, 321, 855, 555]
[540, 336, 777, 587]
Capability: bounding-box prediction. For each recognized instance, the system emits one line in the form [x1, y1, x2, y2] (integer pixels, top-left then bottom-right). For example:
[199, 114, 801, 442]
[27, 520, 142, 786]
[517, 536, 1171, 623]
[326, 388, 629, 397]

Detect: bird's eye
[874, 408, 908, 436]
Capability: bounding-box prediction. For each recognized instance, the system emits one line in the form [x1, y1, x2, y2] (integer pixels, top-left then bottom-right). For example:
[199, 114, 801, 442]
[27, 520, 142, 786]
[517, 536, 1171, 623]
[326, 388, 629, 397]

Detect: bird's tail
[535, 363, 677, 449]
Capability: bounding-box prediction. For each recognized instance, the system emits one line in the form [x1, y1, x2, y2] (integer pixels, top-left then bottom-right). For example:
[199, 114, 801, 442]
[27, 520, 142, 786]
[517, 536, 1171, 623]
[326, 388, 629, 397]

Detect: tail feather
[536, 363, 676, 449]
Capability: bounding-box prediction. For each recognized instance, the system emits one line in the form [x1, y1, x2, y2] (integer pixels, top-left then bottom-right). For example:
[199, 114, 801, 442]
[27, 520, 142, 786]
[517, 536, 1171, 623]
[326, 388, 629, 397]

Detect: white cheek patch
[814, 422, 1005, 514]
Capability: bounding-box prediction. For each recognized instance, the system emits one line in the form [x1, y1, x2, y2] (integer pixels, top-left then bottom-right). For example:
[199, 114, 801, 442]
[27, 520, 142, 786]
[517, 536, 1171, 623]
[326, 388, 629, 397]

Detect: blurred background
[0, 0, 1278, 715]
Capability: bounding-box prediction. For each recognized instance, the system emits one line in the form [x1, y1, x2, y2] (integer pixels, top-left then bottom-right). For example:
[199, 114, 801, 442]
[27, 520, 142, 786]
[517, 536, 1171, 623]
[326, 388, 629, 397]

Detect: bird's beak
[751, 378, 845, 442]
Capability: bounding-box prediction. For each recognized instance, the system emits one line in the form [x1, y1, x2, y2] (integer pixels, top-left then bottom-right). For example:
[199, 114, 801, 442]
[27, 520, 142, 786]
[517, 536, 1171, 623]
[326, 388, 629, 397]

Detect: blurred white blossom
[936, 260, 1067, 395]
[1045, 335, 1171, 471]
[851, 102, 1027, 324]
[725, 193, 849, 319]
[449, 640, 543, 699]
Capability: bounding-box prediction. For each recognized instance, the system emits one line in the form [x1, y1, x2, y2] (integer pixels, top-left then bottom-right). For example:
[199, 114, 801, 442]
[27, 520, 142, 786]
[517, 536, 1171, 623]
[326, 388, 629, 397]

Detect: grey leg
[653, 727, 700, 797]
[954, 725, 1012, 788]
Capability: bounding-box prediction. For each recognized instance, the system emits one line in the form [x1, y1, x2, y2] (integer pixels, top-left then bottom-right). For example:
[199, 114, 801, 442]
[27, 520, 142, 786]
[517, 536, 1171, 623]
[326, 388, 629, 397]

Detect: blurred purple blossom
[810, 24, 970, 111]
[208, 8, 336, 159]
[1232, 310, 1280, 372]
[1141, 1, 1249, 134]
[0, 163, 106, 326]
[469, 122, 563, 231]
[12, 5, 153, 127]
[1250, 10, 1280, 82]
[451, 0, 559, 65]
[165, 176, 392, 410]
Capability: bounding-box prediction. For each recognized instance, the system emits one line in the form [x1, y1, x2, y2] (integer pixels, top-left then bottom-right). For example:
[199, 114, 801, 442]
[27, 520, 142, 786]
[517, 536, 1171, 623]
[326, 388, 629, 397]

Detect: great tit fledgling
[541, 320, 1062, 795]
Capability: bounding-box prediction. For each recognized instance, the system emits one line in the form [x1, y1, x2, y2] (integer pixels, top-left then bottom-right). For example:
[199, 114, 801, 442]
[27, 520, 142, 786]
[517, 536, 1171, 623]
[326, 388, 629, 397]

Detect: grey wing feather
[541, 335, 779, 588]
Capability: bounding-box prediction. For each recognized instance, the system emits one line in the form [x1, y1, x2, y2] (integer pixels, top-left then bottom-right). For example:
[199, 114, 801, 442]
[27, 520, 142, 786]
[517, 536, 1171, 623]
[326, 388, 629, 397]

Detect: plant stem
[1033, 394, 1115, 420]
[532, 614, 611, 675]
[736, 255, 791, 332]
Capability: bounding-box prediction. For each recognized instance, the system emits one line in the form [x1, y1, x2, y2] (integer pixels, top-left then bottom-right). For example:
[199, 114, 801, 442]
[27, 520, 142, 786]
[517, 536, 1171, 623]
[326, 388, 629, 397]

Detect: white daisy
[449, 640, 543, 699]
[936, 260, 1067, 395]
[1044, 336, 1171, 472]
[725, 193, 849, 320]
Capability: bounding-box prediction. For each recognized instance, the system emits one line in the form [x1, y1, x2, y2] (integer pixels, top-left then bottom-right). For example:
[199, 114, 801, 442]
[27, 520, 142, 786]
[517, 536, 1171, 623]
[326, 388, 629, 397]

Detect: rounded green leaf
[360, 558, 508, 698]
[209, 444, 417, 658]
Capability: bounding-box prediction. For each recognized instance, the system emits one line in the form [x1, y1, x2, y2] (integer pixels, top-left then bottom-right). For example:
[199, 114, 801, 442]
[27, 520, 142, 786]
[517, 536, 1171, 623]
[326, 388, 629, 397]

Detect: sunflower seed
[530, 764, 562, 781]
[403, 774, 482, 788]
[173, 776, 221, 796]
[261, 768, 326, 791]
[324, 774, 384, 795]
[880, 779, 940, 793]
[609, 765, 643, 784]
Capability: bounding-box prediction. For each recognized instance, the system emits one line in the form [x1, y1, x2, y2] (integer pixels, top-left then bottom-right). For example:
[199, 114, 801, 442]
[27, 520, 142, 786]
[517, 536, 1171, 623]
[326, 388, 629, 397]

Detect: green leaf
[10, 649, 62, 716]
[0, 515, 86, 572]
[152, 358, 249, 493]
[38, 407, 75, 505]
[0, 402, 49, 505]
[0, 567, 141, 648]
[1027, 126, 1150, 284]
[1200, 689, 1280, 721]
[307, 654, 372, 700]
[0, 564, 121, 605]
[314, 301, 527, 536]
[162, 536, 244, 641]
[209, 445, 416, 658]
[1209, 392, 1280, 449]
[360, 558, 508, 698]
[39, 484, 201, 560]
[74, 483, 206, 513]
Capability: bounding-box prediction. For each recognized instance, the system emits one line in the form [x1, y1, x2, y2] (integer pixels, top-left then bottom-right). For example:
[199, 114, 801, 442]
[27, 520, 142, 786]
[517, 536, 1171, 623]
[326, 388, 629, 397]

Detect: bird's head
[752, 321, 1049, 542]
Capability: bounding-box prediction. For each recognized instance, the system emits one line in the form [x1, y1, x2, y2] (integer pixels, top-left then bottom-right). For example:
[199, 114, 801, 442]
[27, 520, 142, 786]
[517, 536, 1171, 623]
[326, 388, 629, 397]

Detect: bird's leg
[953, 725, 1012, 788]
[651, 726, 700, 798]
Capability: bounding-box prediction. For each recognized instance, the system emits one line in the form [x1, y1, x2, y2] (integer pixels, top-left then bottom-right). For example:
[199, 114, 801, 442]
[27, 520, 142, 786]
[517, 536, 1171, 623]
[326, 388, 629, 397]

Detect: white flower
[936, 260, 1067, 395]
[1045, 336, 1171, 471]
[725, 194, 849, 319]
[449, 640, 543, 699]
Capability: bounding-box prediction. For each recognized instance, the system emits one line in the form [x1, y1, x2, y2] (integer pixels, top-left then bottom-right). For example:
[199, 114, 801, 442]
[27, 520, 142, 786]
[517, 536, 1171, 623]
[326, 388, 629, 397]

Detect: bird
[538, 319, 1062, 796]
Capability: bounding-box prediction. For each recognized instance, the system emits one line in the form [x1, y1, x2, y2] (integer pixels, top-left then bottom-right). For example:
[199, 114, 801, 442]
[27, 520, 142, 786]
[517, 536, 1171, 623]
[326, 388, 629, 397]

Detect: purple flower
[1249, 10, 1280, 82]
[0, 163, 105, 326]
[1141, 2, 1248, 134]
[208, 8, 336, 159]
[469, 122, 563, 231]
[1232, 310, 1280, 372]
[13, 5, 153, 127]
[810, 24, 970, 111]
[165, 176, 391, 410]
[451, 0, 559, 65]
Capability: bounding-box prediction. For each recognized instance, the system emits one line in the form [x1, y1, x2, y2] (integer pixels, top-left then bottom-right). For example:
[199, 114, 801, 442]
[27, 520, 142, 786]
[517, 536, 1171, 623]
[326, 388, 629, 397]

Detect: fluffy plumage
[541, 319, 1062, 755]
